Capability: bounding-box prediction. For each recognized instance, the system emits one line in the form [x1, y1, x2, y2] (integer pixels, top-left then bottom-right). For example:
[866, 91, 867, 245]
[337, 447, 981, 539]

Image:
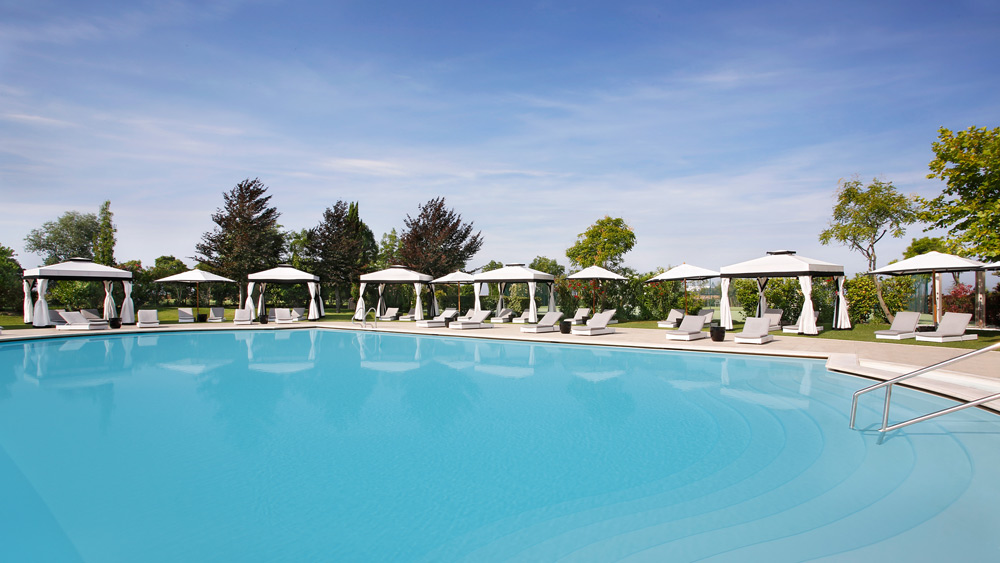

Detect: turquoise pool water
[1, 329, 999, 561]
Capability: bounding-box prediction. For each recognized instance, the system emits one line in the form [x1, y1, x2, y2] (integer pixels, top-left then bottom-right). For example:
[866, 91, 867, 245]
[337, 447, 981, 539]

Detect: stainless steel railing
[849, 342, 1000, 432]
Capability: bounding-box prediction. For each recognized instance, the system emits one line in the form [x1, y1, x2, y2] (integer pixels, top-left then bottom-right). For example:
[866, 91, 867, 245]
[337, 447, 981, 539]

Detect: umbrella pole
[458, 283, 461, 314]
[196, 283, 200, 320]
[684, 279, 688, 313]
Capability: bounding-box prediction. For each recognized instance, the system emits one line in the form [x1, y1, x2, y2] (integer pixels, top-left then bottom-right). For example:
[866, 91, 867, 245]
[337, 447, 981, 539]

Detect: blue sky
[2, 0, 999, 275]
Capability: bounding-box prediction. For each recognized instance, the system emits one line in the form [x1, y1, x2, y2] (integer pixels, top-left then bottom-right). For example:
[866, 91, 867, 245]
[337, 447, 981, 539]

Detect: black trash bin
[710, 325, 726, 342]
[560, 320, 572, 334]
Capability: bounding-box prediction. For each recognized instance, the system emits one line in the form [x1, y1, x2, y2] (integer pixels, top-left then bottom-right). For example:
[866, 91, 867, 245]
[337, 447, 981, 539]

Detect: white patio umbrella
[431, 271, 475, 314]
[646, 263, 719, 314]
[567, 265, 626, 312]
[155, 270, 236, 319]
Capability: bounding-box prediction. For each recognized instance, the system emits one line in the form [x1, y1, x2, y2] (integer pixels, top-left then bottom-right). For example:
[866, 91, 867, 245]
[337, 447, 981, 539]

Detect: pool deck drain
[3, 320, 998, 410]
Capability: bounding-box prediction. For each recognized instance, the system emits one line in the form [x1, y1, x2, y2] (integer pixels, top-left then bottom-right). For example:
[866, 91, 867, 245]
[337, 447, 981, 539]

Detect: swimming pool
[1, 329, 998, 561]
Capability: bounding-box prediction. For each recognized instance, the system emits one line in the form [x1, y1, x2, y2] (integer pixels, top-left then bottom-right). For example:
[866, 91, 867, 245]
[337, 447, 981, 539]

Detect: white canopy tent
[155, 270, 236, 319]
[246, 265, 322, 320]
[567, 265, 627, 312]
[431, 270, 475, 314]
[869, 251, 986, 324]
[355, 266, 434, 321]
[474, 264, 556, 323]
[22, 258, 135, 326]
[719, 251, 847, 334]
[646, 264, 719, 317]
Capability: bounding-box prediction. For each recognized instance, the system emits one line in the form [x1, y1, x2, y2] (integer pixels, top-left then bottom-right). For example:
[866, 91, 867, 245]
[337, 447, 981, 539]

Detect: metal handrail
[351, 307, 379, 329]
[849, 342, 1000, 432]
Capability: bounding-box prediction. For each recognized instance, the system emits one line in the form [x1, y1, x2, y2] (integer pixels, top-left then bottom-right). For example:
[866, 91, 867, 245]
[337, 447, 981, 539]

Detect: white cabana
[22, 258, 134, 326]
[431, 270, 475, 314]
[567, 265, 627, 312]
[870, 251, 986, 324]
[474, 263, 556, 323]
[355, 266, 433, 321]
[247, 265, 321, 320]
[719, 250, 846, 334]
[156, 269, 236, 320]
[647, 263, 719, 319]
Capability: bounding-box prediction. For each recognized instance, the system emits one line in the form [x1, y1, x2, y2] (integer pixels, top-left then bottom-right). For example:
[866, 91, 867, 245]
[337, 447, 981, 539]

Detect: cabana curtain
[23, 279, 33, 324]
[354, 282, 368, 320]
[103, 280, 116, 320]
[245, 282, 256, 313]
[307, 282, 320, 320]
[33, 279, 50, 327]
[120, 281, 136, 324]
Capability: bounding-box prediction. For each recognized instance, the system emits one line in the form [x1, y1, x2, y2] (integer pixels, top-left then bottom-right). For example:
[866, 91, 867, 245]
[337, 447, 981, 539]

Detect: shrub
[845, 274, 915, 324]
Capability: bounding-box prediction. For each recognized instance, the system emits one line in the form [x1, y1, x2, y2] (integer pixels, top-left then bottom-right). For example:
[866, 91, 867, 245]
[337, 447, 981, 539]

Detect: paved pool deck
[3, 320, 998, 411]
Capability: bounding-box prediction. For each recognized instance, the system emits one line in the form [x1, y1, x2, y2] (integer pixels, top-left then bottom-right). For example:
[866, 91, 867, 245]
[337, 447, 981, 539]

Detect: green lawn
[3, 310, 997, 350]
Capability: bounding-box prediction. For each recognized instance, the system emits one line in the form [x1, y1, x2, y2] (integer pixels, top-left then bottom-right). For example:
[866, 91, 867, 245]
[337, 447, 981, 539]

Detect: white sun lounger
[56, 311, 109, 331]
[80, 308, 102, 321]
[490, 308, 515, 323]
[49, 310, 68, 325]
[521, 311, 564, 333]
[233, 309, 253, 325]
[569, 308, 591, 325]
[379, 307, 400, 321]
[136, 309, 160, 328]
[697, 308, 715, 325]
[291, 307, 306, 321]
[782, 311, 824, 334]
[178, 308, 195, 323]
[416, 308, 459, 328]
[274, 308, 295, 324]
[874, 311, 920, 340]
[657, 308, 685, 328]
[915, 312, 978, 342]
[206, 307, 224, 322]
[763, 308, 783, 331]
[571, 310, 616, 336]
[511, 310, 532, 324]
[735, 317, 774, 344]
[449, 310, 493, 330]
[664, 315, 708, 340]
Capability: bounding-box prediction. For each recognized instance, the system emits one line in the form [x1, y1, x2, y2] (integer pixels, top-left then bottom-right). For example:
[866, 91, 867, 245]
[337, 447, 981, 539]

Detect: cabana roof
[361, 265, 433, 283]
[869, 251, 985, 275]
[647, 263, 719, 282]
[247, 264, 318, 282]
[720, 250, 843, 278]
[567, 265, 626, 281]
[23, 257, 132, 281]
[474, 263, 554, 282]
[155, 270, 235, 283]
[432, 270, 474, 284]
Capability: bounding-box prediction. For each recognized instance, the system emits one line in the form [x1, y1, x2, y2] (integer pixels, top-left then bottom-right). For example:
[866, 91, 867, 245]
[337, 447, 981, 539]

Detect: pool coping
[3, 320, 999, 415]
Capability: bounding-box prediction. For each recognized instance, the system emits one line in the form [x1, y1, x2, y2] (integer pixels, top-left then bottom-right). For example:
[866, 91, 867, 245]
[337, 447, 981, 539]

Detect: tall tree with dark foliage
[399, 197, 483, 279]
[195, 178, 284, 303]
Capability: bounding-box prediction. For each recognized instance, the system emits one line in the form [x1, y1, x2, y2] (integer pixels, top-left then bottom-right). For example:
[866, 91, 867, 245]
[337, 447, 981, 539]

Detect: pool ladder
[849, 342, 1000, 433]
[353, 307, 379, 330]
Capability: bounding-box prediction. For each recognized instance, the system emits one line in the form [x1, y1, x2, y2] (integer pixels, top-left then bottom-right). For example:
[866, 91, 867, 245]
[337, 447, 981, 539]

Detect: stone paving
[3, 319, 998, 411]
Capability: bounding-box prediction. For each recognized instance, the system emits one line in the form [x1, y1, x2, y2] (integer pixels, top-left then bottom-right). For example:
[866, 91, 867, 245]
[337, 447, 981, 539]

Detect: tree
[307, 201, 363, 312]
[399, 197, 483, 279]
[346, 202, 377, 274]
[921, 125, 1000, 261]
[818, 176, 917, 320]
[24, 210, 100, 264]
[195, 178, 284, 302]
[566, 216, 636, 270]
[529, 256, 565, 277]
[93, 200, 116, 266]
[376, 229, 401, 270]
[0, 244, 23, 312]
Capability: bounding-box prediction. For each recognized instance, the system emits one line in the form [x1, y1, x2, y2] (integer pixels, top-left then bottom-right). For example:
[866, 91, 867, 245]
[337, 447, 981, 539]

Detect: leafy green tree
[921, 125, 1000, 261]
[93, 200, 116, 266]
[818, 176, 918, 320]
[566, 216, 636, 269]
[148, 255, 190, 306]
[24, 210, 100, 264]
[308, 201, 369, 312]
[195, 178, 284, 304]
[0, 244, 23, 312]
[844, 274, 914, 325]
[399, 197, 483, 279]
[376, 229, 401, 270]
[346, 202, 378, 274]
[529, 256, 565, 277]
